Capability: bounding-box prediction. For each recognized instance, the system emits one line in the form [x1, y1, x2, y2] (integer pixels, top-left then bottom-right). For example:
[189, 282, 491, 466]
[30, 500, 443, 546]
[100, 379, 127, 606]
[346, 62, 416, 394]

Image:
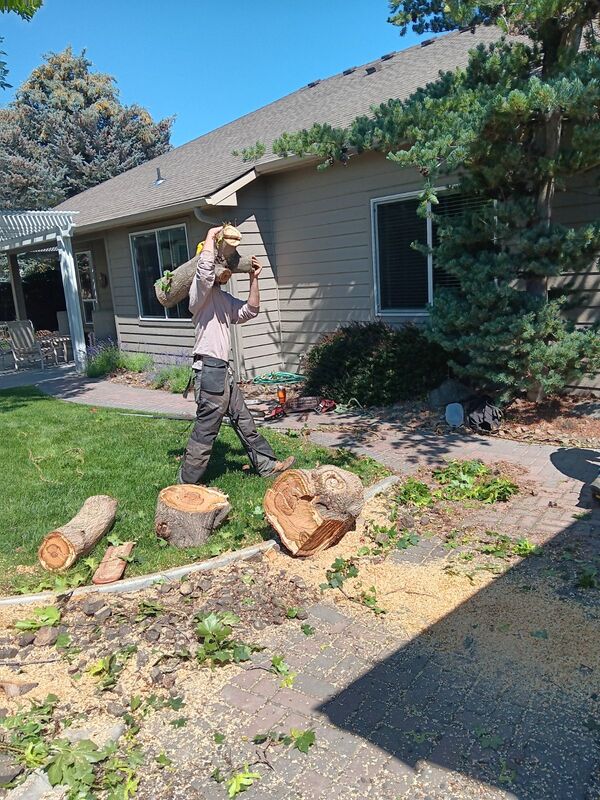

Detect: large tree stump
[38, 495, 118, 572]
[155, 485, 231, 548]
[154, 251, 254, 309]
[263, 466, 364, 557]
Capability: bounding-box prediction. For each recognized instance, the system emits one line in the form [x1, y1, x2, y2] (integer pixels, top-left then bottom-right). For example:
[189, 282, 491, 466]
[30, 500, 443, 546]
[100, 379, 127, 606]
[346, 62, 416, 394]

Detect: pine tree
[273, 3, 600, 400]
[0, 47, 173, 209]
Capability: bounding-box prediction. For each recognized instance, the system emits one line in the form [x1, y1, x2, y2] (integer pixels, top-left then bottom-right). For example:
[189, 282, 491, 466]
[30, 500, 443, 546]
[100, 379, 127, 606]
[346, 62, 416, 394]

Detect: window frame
[371, 188, 446, 317]
[129, 223, 190, 320]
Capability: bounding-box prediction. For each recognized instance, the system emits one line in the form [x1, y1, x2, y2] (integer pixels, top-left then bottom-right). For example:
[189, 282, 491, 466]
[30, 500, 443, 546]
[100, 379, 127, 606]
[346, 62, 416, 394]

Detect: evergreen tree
[273, 3, 600, 400]
[0, 48, 173, 209]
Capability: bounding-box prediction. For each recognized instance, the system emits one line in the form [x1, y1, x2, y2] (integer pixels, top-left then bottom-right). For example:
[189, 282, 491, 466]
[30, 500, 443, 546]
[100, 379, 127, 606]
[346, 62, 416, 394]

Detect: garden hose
[251, 371, 306, 385]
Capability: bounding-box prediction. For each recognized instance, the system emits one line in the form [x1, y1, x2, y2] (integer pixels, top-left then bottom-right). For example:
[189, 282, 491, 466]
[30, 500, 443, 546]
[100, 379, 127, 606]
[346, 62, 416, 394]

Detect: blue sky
[1, 0, 426, 147]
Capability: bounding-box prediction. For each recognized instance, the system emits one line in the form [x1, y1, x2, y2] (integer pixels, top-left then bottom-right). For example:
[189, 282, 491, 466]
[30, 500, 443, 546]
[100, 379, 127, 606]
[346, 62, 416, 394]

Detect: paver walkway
[3, 370, 599, 798]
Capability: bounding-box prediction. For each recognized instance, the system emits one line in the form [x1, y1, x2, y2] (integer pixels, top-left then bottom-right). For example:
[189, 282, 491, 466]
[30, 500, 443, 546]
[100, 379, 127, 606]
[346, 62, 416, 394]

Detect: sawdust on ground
[270, 493, 600, 696]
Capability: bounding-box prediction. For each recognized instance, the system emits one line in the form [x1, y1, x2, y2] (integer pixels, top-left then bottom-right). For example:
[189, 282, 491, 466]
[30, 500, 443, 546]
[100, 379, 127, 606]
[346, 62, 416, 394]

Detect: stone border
[0, 541, 277, 607]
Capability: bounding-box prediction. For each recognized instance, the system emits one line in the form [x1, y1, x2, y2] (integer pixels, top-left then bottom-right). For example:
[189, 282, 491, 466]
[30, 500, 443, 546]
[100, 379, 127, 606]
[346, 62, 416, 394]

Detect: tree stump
[263, 466, 365, 557]
[155, 485, 231, 548]
[154, 252, 254, 309]
[38, 495, 118, 572]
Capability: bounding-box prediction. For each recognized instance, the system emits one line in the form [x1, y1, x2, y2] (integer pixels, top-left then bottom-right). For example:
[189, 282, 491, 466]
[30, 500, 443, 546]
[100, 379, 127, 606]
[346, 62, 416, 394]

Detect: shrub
[86, 340, 153, 378]
[302, 322, 449, 406]
[120, 352, 154, 373]
[152, 365, 191, 394]
[86, 342, 120, 378]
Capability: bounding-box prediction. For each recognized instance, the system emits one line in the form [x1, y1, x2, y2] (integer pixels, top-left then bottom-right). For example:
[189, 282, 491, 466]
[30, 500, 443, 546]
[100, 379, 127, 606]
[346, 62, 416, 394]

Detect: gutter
[62, 155, 324, 237]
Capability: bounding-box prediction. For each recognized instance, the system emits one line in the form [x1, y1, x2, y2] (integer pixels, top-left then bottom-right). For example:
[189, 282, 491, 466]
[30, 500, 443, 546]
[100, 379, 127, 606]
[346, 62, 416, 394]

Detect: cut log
[155, 485, 231, 548]
[263, 466, 365, 557]
[38, 495, 118, 572]
[154, 251, 254, 309]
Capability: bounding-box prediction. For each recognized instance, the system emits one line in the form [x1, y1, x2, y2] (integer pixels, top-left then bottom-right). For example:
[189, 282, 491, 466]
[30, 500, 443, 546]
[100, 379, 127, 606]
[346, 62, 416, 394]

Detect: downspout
[193, 205, 245, 378]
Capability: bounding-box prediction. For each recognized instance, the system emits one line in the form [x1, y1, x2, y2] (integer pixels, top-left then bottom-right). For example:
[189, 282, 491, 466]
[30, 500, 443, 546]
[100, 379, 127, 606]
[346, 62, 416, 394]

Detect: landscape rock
[0, 680, 39, 698]
[150, 667, 163, 684]
[145, 627, 161, 643]
[428, 378, 473, 409]
[179, 581, 193, 596]
[162, 674, 176, 689]
[94, 606, 112, 623]
[33, 627, 59, 647]
[136, 651, 149, 669]
[106, 702, 126, 717]
[81, 598, 105, 617]
[65, 720, 126, 748]
[0, 753, 23, 786]
[4, 769, 55, 799]
[0, 646, 18, 660]
[398, 512, 416, 529]
[17, 633, 35, 647]
[296, 608, 309, 620]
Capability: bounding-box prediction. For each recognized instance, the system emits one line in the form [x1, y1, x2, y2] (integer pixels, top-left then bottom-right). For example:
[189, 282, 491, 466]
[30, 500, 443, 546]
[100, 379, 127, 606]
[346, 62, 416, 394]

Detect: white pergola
[0, 210, 87, 371]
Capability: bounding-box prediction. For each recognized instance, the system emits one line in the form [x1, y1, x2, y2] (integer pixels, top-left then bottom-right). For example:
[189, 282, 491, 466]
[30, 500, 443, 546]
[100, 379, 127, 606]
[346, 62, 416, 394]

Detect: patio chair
[7, 320, 54, 370]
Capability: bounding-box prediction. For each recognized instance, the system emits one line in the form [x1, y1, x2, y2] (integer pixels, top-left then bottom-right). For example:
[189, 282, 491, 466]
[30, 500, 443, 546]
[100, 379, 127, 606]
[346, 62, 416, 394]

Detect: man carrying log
[179, 226, 294, 484]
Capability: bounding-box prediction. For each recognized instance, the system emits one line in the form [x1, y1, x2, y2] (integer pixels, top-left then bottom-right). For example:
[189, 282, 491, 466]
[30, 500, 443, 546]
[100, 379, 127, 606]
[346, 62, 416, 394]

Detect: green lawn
[0, 387, 388, 595]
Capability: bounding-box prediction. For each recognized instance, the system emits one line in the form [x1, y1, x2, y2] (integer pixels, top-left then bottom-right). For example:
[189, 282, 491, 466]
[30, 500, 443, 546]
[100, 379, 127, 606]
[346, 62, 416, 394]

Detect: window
[75, 250, 97, 325]
[130, 225, 190, 319]
[372, 192, 477, 314]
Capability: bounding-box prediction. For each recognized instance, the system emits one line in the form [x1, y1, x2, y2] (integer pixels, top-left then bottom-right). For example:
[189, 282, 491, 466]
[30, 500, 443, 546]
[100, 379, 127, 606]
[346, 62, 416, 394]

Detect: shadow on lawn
[319, 506, 600, 798]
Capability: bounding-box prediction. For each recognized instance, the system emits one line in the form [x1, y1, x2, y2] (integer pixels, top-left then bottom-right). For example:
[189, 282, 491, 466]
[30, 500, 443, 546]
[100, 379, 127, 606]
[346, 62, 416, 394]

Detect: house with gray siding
[53, 26, 599, 386]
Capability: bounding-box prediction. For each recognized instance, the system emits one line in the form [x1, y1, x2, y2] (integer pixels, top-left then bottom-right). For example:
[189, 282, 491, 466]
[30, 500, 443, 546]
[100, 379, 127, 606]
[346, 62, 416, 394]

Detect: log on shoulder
[38, 495, 118, 572]
[155, 485, 231, 548]
[154, 252, 254, 309]
[263, 466, 364, 557]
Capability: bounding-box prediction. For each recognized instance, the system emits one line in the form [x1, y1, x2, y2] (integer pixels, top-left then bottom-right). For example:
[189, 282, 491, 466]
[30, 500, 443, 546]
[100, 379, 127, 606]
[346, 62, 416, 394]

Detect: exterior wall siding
[267, 152, 428, 373]
[101, 182, 281, 377]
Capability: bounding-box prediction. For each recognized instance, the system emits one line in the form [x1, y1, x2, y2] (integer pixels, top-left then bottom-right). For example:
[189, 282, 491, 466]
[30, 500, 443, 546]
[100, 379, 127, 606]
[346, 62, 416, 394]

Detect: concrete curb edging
[0, 541, 277, 607]
[364, 474, 401, 500]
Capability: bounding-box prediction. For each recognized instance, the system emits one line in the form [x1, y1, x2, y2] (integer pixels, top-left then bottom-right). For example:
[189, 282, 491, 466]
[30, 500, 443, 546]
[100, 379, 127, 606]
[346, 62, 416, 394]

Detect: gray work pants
[179, 370, 277, 485]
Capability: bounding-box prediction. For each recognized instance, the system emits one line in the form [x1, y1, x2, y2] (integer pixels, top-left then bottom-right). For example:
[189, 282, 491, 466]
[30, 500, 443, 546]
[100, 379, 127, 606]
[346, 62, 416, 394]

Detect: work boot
[265, 455, 295, 478]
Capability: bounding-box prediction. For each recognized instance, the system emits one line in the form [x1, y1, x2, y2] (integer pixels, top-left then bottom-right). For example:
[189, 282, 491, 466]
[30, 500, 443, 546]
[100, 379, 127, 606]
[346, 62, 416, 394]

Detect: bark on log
[38, 495, 118, 572]
[263, 466, 364, 557]
[154, 252, 254, 309]
[155, 485, 231, 548]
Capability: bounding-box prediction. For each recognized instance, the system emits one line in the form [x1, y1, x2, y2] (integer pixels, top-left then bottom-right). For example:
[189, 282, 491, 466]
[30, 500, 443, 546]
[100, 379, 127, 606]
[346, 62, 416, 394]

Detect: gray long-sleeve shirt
[189, 251, 258, 363]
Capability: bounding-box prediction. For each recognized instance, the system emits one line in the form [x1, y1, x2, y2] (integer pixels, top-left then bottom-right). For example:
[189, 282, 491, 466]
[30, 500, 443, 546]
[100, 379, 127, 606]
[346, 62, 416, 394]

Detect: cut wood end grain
[263, 466, 365, 558]
[38, 495, 118, 572]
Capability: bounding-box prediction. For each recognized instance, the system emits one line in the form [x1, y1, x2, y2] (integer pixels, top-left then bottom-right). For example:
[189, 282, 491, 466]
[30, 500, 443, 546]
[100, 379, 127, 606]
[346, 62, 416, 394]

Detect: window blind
[377, 198, 428, 310]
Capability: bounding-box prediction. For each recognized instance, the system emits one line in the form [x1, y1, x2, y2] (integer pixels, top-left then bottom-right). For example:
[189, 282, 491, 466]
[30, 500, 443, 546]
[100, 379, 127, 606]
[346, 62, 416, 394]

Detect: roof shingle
[56, 26, 500, 229]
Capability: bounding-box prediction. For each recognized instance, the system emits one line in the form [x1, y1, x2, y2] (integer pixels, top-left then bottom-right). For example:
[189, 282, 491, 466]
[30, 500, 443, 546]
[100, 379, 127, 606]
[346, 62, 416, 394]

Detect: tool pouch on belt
[199, 356, 228, 395]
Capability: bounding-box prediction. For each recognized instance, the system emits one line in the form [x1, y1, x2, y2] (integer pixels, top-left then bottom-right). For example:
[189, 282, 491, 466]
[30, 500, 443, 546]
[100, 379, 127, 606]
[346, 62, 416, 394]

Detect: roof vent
[380, 52, 395, 61]
[365, 64, 381, 75]
[420, 38, 435, 47]
[307, 79, 321, 88]
[342, 66, 356, 75]
[154, 168, 165, 187]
